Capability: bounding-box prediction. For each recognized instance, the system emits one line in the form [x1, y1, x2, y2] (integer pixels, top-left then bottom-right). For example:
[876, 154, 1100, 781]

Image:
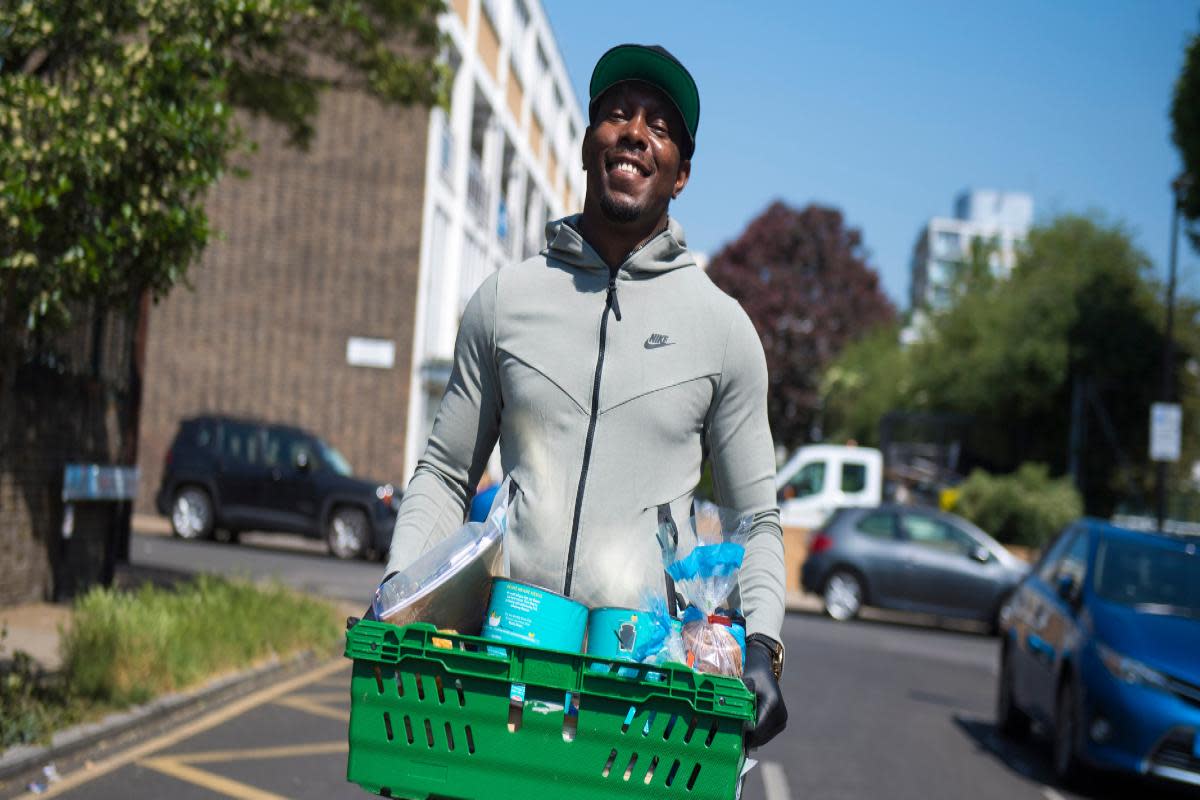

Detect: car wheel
[823, 569, 864, 621]
[996, 645, 1030, 739]
[1053, 679, 1083, 786]
[327, 507, 369, 560]
[171, 486, 214, 540]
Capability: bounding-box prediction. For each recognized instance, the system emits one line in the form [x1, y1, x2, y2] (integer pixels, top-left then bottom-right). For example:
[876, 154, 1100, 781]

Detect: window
[1094, 537, 1200, 612]
[1036, 528, 1079, 583]
[221, 422, 261, 465]
[857, 512, 896, 540]
[264, 428, 314, 471]
[841, 462, 867, 494]
[1055, 529, 1090, 588]
[900, 514, 976, 555]
[786, 461, 826, 499]
[191, 420, 213, 449]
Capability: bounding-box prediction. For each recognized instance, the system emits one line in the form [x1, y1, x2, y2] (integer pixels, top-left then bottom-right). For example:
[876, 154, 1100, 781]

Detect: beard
[599, 191, 643, 223]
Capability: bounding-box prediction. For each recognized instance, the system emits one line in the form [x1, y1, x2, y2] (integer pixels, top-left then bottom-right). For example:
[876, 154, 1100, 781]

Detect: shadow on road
[954, 715, 1199, 799]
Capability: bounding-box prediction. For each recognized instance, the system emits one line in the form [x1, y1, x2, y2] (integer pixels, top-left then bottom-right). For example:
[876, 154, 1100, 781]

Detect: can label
[481, 579, 587, 653]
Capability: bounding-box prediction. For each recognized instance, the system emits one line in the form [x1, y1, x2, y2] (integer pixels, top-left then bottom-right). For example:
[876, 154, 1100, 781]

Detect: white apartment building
[404, 0, 587, 480]
[910, 189, 1034, 311]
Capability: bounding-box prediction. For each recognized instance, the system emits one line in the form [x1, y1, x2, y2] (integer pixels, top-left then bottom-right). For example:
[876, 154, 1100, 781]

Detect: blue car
[996, 518, 1200, 789]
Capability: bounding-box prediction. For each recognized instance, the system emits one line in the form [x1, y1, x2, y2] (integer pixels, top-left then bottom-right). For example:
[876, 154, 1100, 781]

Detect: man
[387, 44, 786, 747]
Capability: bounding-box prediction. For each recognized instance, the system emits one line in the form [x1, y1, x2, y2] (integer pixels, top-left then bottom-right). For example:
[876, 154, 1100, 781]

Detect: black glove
[743, 639, 787, 748]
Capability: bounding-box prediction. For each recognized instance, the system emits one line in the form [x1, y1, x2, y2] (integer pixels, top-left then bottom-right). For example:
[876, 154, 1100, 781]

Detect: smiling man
[385, 44, 787, 747]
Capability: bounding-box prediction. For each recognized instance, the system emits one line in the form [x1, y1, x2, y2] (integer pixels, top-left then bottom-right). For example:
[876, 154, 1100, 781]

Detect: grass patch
[1, 575, 340, 748]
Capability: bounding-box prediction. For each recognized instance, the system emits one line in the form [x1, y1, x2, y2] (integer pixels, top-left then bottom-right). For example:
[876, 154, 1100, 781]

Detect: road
[5, 529, 1193, 799]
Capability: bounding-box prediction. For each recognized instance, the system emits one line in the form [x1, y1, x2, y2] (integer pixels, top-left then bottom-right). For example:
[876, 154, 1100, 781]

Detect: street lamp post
[1156, 176, 1189, 531]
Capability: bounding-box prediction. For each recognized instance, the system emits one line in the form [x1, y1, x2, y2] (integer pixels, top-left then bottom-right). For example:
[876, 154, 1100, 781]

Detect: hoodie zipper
[563, 265, 621, 596]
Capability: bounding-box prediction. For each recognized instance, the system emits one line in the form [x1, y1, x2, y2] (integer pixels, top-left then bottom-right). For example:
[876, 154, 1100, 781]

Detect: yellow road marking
[273, 694, 351, 722]
[164, 740, 346, 765]
[11, 658, 348, 800]
[140, 756, 291, 800]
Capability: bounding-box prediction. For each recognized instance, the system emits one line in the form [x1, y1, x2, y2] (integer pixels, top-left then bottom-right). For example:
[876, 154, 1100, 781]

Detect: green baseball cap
[588, 44, 699, 158]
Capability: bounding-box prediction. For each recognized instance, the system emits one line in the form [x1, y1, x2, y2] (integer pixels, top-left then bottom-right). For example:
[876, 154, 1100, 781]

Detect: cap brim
[589, 45, 698, 156]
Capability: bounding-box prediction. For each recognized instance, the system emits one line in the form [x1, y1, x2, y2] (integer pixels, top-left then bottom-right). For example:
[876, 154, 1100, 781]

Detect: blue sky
[542, 0, 1200, 307]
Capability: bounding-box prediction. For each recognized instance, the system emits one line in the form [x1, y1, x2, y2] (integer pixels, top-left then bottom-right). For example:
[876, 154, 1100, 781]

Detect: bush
[953, 463, 1083, 549]
[60, 575, 339, 706]
[1, 628, 82, 748]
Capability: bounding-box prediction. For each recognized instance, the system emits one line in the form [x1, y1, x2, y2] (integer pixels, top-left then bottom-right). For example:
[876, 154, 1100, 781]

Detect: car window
[841, 462, 868, 494]
[1036, 528, 1079, 583]
[787, 461, 826, 499]
[222, 422, 261, 466]
[192, 420, 213, 449]
[1094, 536, 1200, 612]
[900, 514, 975, 555]
[264, 428, 315, 470]
[1055, 529, 1089, 587]
[857, 512, 896, 540]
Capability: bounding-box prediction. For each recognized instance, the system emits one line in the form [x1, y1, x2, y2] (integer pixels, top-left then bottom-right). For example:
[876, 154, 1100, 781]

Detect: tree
[1171, 27, 1200, 249]
[706, 201, 896, 448]
[0, 0, 446, 380]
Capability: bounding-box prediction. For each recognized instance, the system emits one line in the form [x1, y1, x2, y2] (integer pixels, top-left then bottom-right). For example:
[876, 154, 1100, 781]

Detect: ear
[672, 157, 691, 199]
[581, 126, 594, 172]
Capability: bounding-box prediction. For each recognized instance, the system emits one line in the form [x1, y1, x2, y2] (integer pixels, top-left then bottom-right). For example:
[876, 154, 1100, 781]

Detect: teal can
[481, 579, 587, 653]
[585, 607, 658, 662]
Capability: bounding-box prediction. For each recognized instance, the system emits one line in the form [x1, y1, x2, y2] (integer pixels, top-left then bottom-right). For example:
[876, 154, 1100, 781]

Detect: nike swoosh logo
[644, 338, 675, 350]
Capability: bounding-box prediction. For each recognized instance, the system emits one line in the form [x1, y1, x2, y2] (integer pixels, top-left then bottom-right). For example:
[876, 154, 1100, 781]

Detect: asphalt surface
[5, 529, 1195, 799]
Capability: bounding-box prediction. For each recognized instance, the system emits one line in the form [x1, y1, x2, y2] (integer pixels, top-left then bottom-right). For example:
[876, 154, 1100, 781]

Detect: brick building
[137, 0, 586, 516]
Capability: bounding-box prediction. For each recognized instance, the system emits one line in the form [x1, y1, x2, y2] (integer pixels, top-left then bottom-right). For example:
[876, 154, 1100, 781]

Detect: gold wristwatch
[746, 633, 785, 681]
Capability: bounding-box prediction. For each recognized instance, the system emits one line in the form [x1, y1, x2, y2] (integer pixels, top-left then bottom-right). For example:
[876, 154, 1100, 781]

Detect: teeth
[614, 162, 640, 175]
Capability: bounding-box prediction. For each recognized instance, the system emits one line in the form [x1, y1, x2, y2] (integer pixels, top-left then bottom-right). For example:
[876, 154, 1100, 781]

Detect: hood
[543, 215, 697, 276]
[1091, 598, 1200, 685]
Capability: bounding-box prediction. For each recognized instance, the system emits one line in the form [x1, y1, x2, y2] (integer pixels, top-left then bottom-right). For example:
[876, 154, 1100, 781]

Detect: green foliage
[60, 575, 339, 706]
[1171, 28, 1200, 249]
[953, 463, 1083, 548]
[0, 0, 446, 352]
[820, 323, 910, 445]
[0, 626, 83, 748]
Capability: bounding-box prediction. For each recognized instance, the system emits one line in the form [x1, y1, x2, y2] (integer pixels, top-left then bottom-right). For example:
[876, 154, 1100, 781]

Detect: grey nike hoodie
[386, 215, 786, 640]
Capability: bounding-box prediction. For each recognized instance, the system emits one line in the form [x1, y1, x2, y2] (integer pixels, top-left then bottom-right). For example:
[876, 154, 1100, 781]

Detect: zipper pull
[607, 274, 622, 321]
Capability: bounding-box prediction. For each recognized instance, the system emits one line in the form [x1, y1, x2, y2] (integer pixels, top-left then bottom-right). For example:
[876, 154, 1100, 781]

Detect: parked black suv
[155, 415, 399, 559]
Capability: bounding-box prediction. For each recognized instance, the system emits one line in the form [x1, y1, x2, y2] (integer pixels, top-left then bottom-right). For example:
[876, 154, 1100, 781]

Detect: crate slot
[643, 755, 660, 785]
[687, 763, 702, 790]
[403, 715, 414, 745]
[663, 713, 678, 740]
[507, 703, 522, 733]
[665, 758, 681, 787]
[415, 673, 425, 701]
[705, 719, 719, 747]
[683, 714, 698, 744]
[622, 753, 638, 781]
[454, 678, 465, 707]
[395, 671, 404, 697]
[620, 705, 637, 734]
[383, 712, 393, 742]
[444, 722, 456, 751]
[435, 675, 446, 704]
[601, 749, 618, 778]
[424, 718, 434, 748]
[465, 724, 476, 754]
[562, 701, 578, 742]
[374, 665, 385, 694]
[642, 711, 657, 736]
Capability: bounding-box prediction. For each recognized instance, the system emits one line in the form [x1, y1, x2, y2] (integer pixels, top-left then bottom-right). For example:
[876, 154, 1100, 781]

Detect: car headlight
[375, 484, 401, 511]
[1097, 643, 1170, 690]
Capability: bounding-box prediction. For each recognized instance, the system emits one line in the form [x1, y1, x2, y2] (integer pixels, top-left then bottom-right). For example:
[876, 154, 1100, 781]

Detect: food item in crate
[681, 608, 746, 676]
[480, 578, 588, 652]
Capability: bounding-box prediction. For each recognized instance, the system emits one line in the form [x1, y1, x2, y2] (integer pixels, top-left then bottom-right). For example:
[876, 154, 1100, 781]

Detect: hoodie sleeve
[706, 303, 786, 641]
[385, 273, 502, 576]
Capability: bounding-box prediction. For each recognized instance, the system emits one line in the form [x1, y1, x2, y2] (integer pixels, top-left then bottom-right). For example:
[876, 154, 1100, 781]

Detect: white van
[775, 445, 884, 529]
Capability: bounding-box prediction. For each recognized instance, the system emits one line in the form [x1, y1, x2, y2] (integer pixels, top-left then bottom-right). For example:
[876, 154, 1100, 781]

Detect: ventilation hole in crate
[683, 715, 698, 744]
[601, 749, 618, 778]
[663, 714, 678, 740]
[444, 722, 455, 751]
[704, 719, 719, 747]
[454, 678, 465, 707]
[562, 706, 578, 742]
[620, 705, 637, 734]
[395, 671, 404, 697]
[643, 755, 660, 785]
[687, 763, 702, 790]
[403, 715, 414, 745]
[424, 718, 434, 748]
[373, 665, 384, 694]
[507, 702, 523, 733]
[383, 712, 394, 741]
[415, 673, 425, 701]
[465, 724, 476, 754]
[380, 789, 391, 798]
[665, 759, 681, 787]
[622, 753, 638, 782]
[435, 675, 446, 704]
[642, 711, 656, 737]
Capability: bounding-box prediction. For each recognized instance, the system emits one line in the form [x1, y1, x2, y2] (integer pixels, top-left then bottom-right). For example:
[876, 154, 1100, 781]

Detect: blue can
[585, 607, 658, 662]
[481, 579, 587, 653]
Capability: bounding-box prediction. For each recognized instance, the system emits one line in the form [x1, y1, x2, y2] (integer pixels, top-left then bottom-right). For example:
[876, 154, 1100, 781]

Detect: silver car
[800, 505, 1029, 631]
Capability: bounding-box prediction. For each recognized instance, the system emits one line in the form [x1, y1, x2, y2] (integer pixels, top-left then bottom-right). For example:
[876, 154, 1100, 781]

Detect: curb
[0, 648, 325, 783]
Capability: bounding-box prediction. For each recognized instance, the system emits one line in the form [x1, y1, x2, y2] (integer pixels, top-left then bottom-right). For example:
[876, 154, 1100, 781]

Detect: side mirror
[295, 451, 310, 472]
[1055, 574, 1078, 604]
[970, 545, 991, 563]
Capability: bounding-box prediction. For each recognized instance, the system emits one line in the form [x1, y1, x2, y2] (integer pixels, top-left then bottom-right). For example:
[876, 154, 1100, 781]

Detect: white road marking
[761, 760, 791, 800]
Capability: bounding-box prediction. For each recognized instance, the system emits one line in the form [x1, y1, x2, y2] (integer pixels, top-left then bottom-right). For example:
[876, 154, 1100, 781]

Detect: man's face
[582, 81, 691, 224]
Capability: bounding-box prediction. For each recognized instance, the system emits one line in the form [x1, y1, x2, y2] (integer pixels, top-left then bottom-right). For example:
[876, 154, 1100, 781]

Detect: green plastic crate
[345, 620, 755, 800]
